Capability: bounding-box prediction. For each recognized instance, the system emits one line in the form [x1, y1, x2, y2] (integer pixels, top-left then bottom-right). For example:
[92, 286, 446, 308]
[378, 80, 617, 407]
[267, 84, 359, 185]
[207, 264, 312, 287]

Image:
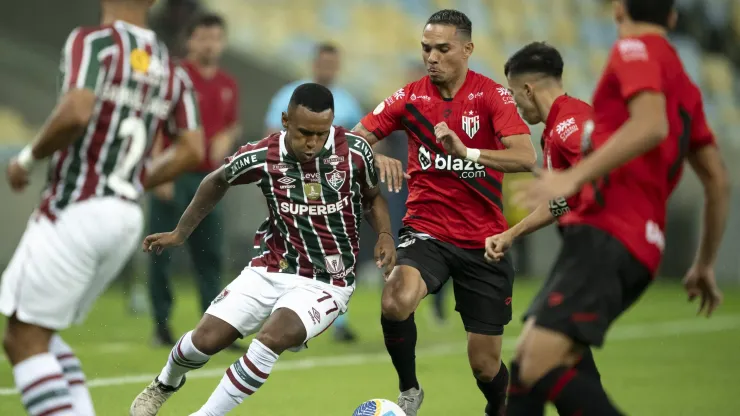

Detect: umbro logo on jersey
[277, 176, 295, 185]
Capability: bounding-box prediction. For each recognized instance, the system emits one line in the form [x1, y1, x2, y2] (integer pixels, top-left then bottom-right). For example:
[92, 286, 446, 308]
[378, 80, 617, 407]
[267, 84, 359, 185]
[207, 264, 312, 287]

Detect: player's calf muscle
[2, 317, 54, 364]
[467, 334, 503, 381]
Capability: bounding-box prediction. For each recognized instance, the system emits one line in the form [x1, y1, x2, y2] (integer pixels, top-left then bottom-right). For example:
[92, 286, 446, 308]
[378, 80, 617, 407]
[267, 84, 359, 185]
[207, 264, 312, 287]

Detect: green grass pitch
[0, 279, 738, 415]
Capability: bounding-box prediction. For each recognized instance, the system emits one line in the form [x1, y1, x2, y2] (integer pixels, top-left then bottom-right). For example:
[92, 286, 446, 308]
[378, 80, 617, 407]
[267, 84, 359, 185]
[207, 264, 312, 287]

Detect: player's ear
[281, 112, 288, 131]
[463, 41, 474, 59]
[668, 8, 678, 30]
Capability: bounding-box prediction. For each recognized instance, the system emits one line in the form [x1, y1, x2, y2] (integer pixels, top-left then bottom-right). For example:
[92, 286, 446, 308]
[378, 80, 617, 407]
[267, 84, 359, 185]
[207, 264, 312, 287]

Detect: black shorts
[396, 227, 514, 335]
[525, 224, 652, 347]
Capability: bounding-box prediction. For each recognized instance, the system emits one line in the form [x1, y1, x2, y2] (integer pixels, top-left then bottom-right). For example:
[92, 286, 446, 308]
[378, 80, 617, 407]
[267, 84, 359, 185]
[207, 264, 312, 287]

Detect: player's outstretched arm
[362, 186, 397, 277]
[144, 128, 205, 190]
[7, 89, 96, 191]
[352, 122, 409, 193]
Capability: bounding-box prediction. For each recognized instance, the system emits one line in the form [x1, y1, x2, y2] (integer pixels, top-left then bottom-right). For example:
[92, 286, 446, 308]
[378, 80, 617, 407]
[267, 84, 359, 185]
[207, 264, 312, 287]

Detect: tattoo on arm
[351, 123, 380, 146]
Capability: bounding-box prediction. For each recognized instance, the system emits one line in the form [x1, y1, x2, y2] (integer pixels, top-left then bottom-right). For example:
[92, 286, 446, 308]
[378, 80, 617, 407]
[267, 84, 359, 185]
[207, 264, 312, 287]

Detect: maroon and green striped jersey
[39, 20, 200, 220]
[224, 126, 379, 287]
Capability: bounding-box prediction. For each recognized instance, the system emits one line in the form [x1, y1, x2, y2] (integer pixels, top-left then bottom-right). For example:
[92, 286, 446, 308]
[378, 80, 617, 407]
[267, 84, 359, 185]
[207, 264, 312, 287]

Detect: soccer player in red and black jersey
[506, 1, 730, 414]
[484, 41, 604, 416]
[353, 9, 536, 415]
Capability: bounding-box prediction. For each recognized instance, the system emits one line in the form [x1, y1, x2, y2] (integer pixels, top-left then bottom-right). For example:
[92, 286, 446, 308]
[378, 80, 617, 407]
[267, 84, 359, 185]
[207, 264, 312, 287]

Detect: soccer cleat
[397, 386, 424, 416]
[130, 376, 185, 416]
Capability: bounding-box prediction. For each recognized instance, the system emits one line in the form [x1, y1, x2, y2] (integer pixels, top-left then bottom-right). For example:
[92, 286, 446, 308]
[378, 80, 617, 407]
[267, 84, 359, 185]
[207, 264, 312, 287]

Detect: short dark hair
[504, 42, 564, 80]
[426, 9, 472, 40]
[187, 13, 226, 37]
[288, 83, 334, 114]
[315, 42, 339, 58]
[624, 0, 675, 27]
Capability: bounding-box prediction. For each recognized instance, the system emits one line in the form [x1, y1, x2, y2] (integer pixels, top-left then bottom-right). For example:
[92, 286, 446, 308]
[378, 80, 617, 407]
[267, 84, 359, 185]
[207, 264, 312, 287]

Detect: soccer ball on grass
[352, 398, 406, 416]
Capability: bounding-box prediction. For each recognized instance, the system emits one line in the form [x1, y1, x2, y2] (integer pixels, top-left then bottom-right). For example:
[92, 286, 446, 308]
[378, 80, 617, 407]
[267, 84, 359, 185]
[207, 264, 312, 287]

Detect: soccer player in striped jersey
[1, 1, 204, 415]
[130, 83, 395, 416]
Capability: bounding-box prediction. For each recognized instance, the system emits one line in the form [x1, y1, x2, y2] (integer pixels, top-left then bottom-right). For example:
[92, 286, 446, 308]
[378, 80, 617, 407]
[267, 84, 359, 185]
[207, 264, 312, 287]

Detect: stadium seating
[188, 1, 740, 143]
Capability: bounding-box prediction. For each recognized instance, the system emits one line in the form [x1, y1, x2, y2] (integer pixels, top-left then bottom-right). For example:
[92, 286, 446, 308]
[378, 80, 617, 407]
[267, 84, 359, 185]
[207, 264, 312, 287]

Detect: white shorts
[206, 267, 354, 350]
[0, 197, 143, 330]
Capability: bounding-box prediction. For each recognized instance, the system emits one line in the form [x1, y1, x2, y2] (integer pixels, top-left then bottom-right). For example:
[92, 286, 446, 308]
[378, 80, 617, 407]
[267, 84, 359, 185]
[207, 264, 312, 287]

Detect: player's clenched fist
[374, 233, 397, 280]
[434, 122, 467, 159]
[142, 230, 187, 255]
[484, 232, 513, 263]
[6, 159, 29, 192]
[373, 154, 409, 193]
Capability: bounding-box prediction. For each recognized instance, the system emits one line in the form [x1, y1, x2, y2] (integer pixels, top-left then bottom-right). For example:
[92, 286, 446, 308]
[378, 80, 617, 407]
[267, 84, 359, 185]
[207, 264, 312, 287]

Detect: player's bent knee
[467, 335, 503, 381]
[191, 314, 241, 355]
[256, 308, 307, 355]
[380, 266, 425, 321]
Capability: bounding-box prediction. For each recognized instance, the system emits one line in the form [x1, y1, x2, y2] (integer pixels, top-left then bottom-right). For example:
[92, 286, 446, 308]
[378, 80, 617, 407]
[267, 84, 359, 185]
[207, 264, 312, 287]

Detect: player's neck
[436, 69, 468, 99]
[619, 22, 667, 39]
[187, 57, 219, 79]
[536, 86, 566, 124]
[101, 6, 148, 29]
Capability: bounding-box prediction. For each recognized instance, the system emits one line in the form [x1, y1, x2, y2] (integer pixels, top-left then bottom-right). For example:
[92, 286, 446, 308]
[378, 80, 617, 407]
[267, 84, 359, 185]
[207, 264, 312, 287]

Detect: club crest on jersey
[462, 111, 480, 139]
[325, 169, 346, 191]
[130, 48, 150, 73]
[304, 183, 322, 200]
[323, 154, 344, 167]
[324, 254, 345, 274]
[211, 289, 229, 305]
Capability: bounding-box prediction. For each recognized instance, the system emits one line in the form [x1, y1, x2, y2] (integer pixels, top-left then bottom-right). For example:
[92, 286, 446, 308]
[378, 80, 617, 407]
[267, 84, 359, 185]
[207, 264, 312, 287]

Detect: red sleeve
[485, 85, 530, 139]
[689, 97, 716, 151]
[359, 87, 408, 140]
[224, 78, 239, 127]
[223, 141, 268, 185]
[551, 112, 589, 166]
[611, 39, 663, 100]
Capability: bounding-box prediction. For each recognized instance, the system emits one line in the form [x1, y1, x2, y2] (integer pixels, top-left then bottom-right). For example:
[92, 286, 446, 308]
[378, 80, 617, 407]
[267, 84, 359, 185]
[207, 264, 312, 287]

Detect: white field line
[0, 315, 737, 396]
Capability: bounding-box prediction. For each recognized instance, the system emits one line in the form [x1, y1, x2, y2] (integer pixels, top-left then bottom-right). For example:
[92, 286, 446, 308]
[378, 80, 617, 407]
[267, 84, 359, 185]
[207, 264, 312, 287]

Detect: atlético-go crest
[462, 110, 480, 139]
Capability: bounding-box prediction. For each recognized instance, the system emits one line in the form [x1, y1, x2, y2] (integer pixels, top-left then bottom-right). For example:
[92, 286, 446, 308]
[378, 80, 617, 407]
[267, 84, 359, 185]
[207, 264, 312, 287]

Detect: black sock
[530, 366, 622, 416]
[505, 361, 545, 416]
[477, 362, 509, 416]
[381, 313, 419, 391]
[574, 348, 602, 383]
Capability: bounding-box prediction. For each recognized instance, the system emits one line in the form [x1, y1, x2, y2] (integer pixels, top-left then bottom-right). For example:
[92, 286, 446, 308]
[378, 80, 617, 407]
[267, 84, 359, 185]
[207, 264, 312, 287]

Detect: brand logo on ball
[304, 183, 322, 200]
[462, 111, 480, 138]
[325, 169, 346, 191]
[323, 154, 344, 166]
[211, 289, 229, 305]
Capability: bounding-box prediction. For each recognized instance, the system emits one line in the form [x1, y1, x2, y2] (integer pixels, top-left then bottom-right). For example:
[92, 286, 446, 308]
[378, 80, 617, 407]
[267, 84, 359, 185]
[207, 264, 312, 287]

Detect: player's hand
[152, 182, 174, 201]
[434, 122, 467, 159]
[142, 229, 187, 255]
[683, 264, 723, 317]
[374, 154, 409, 193]
[6, 158, 30, 192]
[374, 233, 397, 280]
[512, 168, 580, 212]
[484, 232, 513, 263]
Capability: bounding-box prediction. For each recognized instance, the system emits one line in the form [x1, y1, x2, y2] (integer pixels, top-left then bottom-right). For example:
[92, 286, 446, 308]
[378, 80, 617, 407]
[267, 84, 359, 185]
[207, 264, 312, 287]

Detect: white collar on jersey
[114, 20, 156, 41]
[279, 126, 336, 157]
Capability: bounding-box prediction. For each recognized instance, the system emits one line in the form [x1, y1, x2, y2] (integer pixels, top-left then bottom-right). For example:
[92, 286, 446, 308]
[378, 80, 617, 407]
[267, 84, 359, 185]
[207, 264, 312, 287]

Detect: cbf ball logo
[352, 399, 405, 416]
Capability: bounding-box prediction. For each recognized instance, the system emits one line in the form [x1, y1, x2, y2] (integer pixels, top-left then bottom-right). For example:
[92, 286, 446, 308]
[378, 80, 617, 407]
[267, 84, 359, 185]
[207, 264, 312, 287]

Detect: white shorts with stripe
[0, 197, 143, 330]
[205, 267, 354, 350]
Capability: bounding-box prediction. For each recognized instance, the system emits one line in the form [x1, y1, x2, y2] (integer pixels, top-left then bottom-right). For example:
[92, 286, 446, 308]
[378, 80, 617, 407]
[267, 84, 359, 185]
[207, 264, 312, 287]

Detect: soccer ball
[352, 399, 406, 416]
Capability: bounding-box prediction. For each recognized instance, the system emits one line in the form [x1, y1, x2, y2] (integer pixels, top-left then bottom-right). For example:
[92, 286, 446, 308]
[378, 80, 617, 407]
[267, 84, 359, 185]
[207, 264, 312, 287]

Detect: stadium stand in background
[203, 0, 740, 147]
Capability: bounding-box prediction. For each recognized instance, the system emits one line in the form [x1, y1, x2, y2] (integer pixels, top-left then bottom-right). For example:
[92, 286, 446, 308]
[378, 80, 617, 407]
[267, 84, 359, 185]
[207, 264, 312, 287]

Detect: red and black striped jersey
[39, 20, 200, 220]
[223, 126, 378, 287]
[360, 70, 530, 249]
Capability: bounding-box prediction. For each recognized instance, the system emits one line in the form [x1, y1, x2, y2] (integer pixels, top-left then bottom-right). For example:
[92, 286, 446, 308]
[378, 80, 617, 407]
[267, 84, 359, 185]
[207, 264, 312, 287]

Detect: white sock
[159, 331, 211, 388]
[194, 339, 278, 415]
[49, 335, 95, 416]
[13, 353, 75, 416]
